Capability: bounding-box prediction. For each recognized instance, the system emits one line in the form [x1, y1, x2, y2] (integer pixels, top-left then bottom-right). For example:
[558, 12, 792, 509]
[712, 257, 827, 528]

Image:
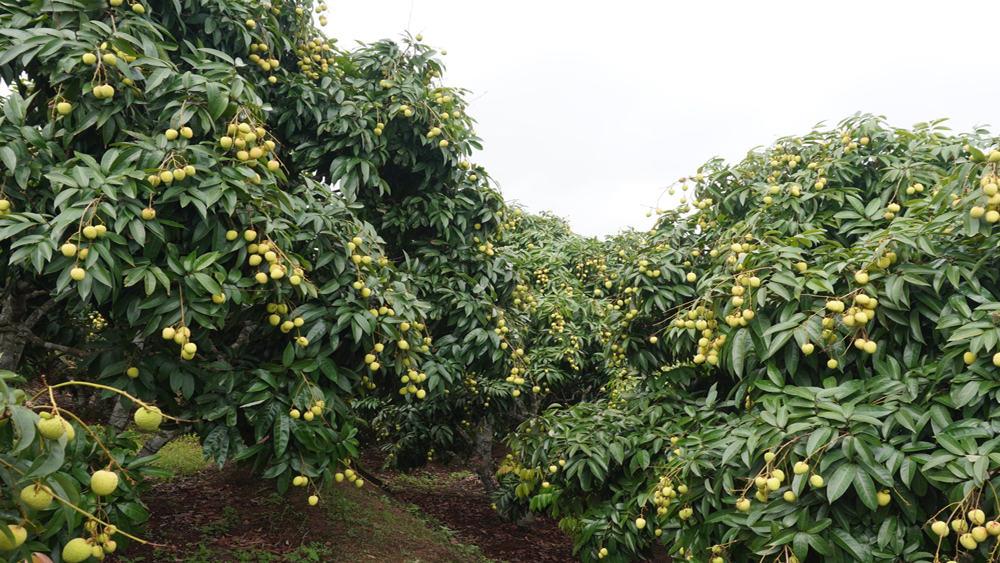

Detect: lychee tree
[365, 208, 616, 492]
[498, 116, 1000, 563]
[0, 0, 525, 559]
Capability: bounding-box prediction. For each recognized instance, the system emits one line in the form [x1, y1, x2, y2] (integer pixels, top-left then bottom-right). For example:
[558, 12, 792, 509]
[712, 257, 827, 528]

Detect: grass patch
[149, 434, 211, 480]
[385, 469, 475, 493]
[322, 483, 503, 563]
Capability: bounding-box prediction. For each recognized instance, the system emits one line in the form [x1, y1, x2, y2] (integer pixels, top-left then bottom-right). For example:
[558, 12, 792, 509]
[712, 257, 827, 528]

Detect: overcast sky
[327, 0, 1000, 237]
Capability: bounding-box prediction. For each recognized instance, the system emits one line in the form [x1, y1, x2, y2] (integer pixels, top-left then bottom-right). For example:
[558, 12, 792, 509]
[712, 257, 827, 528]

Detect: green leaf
[853, 468, 878, 511]
[827, 463, 856, 503]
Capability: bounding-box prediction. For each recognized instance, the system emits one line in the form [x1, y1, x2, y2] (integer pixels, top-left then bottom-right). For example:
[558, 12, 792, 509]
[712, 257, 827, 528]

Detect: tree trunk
[109, 398, 130, 432]
[474, 419, 496, 496]
[0, 281, 34, 372]
[138, 429, 180, 458]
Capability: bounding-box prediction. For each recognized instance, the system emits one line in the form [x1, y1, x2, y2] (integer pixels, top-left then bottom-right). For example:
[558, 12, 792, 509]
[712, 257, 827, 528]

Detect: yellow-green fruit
[70, 267, 86, 281]
[876, 490, 890, 506]
[959, 532, 978, 550]
[132, 2, 145, 13]
[134, 406, 163, 431]
[931, 520, 949, 537]
[783, 491, 796, 502]
[141, 207, 156, 220]
[855, 271, 869, 284]
[793, 461, 809, 475]
[82, 53, 97, 64]
[38, 416, 66, 440]
[964, 351, 977, 365]
[863, 340, 877, 354]
[809, 474, 824, 488]
[735, 498, 751, 512]
[244, 230, 256, 242]
[0, 525, 26, 550]
[57, 102, 73, 115]
[800, 343, 814, 355]
[61, 243, 77, 257]
[970, 509, 986, 526]
[827, 359, 839, 369]
[126, 367, 139, 378]
[91, 470, 119, 496]
[308, 495, 318, 505]
[971, 206, 986, 219]
[226, 230, 238, 241]
[635, 517, 646, 530]
[20, 484, 54, 510]
[63, 538, 92, 563]
[972, 526, 989, 543]
[164, 128, 178, 140]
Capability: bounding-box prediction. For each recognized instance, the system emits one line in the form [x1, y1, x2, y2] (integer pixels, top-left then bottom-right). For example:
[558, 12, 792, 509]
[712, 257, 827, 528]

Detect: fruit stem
[30, 382, 191, 424]
[48, 406, 133, 482]
[0, 457, 155, 545]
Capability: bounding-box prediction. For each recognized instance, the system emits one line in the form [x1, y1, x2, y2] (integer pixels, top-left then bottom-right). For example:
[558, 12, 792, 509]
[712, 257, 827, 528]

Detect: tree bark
[0, 281, 35, 372]
[109, 398, 130, 432]
[138, 429, 180, 458]
[474, 419, 496, 496]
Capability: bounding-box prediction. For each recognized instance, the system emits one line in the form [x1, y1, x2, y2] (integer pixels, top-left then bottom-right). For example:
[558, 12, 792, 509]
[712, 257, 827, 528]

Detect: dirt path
[375, 459, 578, 563]
[104, 456, 578, 563]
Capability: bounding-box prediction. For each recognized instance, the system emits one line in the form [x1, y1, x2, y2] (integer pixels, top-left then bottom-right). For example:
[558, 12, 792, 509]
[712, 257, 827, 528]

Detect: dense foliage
[496, 117, 1000, 563]
[0, 0, 535, 559]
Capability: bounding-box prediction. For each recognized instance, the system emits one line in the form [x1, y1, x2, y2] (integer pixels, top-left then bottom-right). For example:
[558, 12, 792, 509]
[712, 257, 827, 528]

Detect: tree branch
[24, 297, 60, 329]
[22, 331, 93, 358]
[230, 322, 258, 351]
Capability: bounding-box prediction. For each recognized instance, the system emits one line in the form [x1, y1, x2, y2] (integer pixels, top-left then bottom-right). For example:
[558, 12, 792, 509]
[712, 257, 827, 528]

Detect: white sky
[327, 0, 1000, 237]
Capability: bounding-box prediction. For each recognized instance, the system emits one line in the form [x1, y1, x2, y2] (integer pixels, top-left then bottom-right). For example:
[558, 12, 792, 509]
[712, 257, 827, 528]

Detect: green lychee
[90, 470, 119, 496]
[134, 406, 163, 431]
[20, 484, 54, 510]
